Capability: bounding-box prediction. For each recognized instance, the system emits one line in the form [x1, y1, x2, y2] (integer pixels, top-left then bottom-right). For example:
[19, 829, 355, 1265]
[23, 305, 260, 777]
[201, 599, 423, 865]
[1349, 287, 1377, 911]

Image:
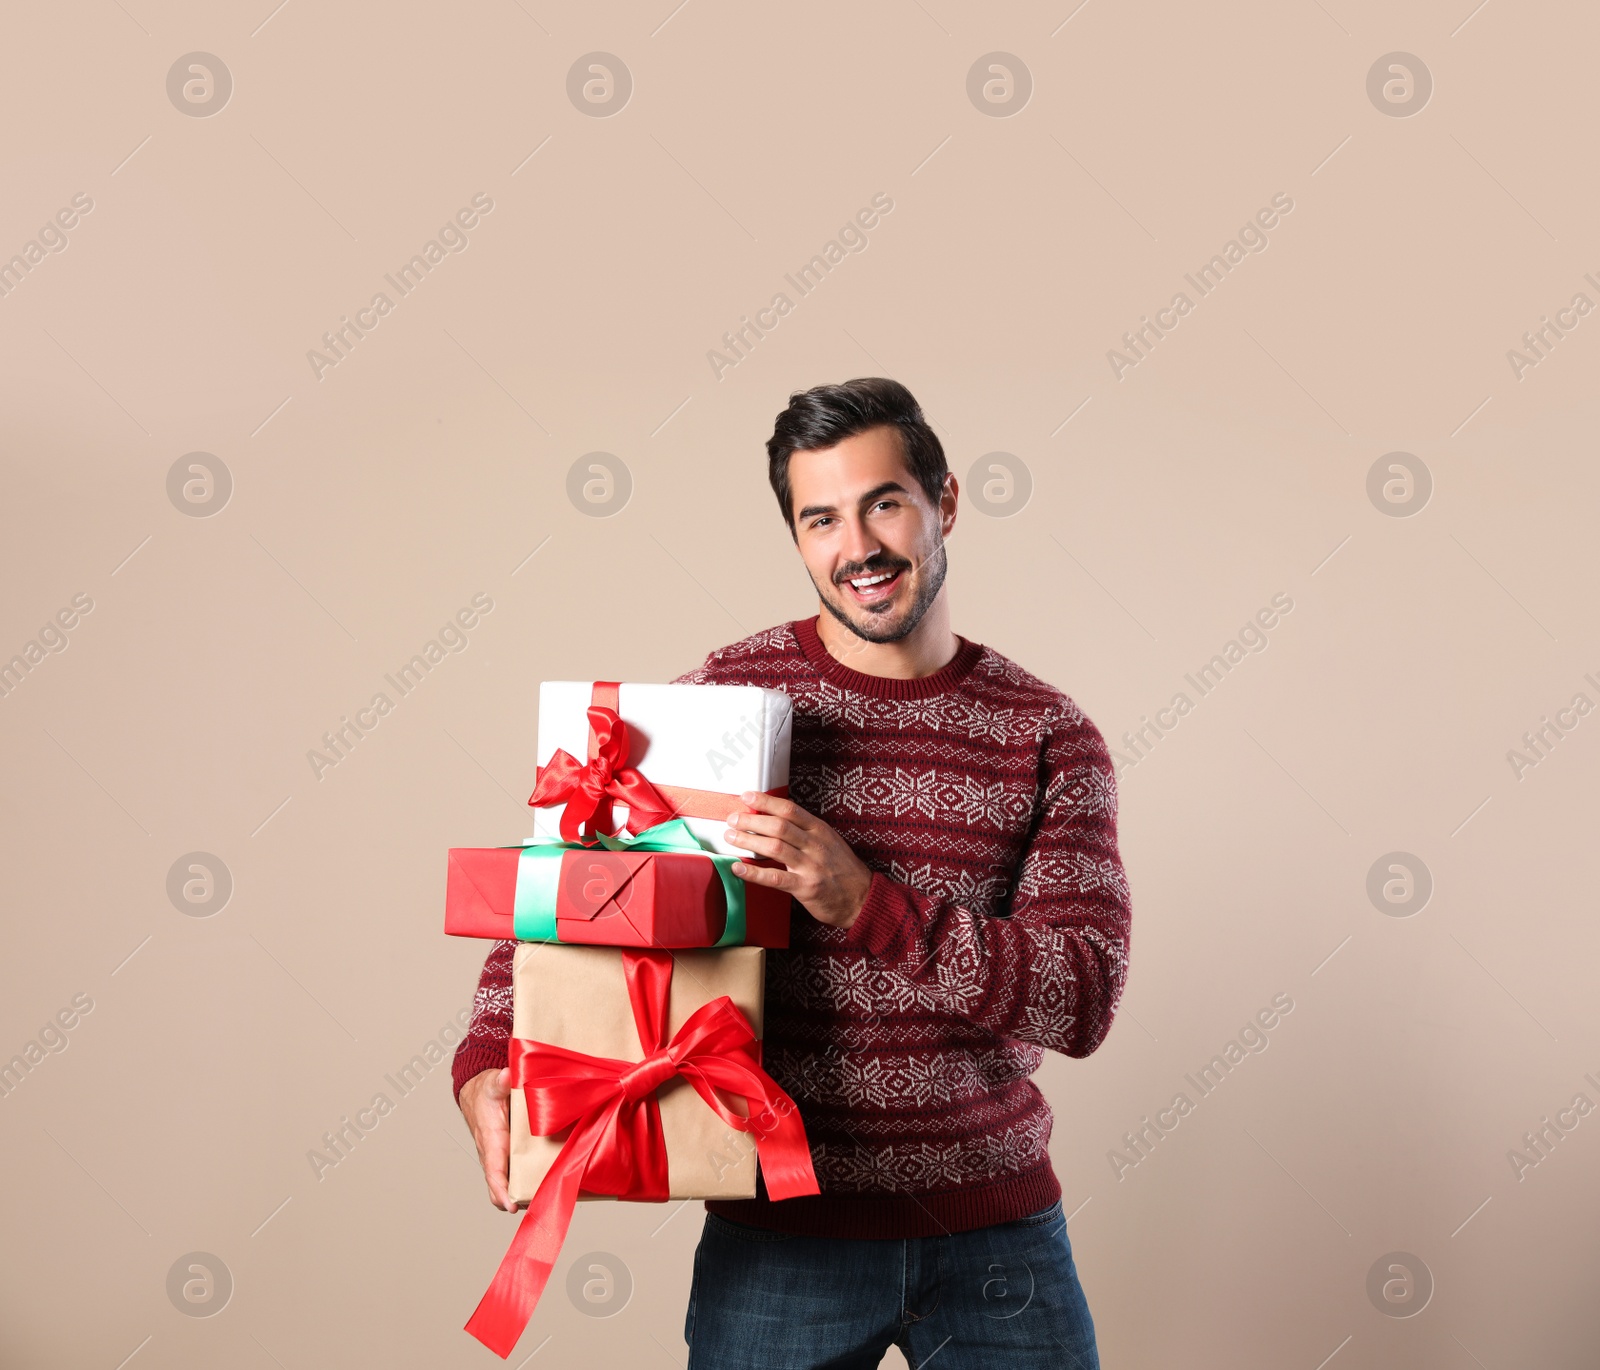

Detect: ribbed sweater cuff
[451, 1040, 508, 1104]
[843, 872, 914, 960]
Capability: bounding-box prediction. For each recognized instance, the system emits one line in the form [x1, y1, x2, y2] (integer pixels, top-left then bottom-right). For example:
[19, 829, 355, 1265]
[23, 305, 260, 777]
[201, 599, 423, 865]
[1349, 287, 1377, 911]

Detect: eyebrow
[796, 481, 909, 524]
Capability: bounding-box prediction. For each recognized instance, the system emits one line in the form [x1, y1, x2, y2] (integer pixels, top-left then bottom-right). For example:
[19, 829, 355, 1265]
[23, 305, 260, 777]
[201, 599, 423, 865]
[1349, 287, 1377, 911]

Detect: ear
[939, 472, 958, 536]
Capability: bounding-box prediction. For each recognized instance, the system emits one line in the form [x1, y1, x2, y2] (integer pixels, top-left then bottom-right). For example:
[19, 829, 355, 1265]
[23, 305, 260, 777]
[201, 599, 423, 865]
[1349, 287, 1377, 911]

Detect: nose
[837, 512, 881, 570]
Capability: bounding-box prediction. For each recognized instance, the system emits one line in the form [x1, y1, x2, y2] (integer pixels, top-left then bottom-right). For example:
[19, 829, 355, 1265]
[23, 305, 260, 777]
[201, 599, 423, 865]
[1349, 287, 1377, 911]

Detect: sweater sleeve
[670, 651, 723, 685]
[842, 710, 1131, 1058]
[451, 938, 516, 1103]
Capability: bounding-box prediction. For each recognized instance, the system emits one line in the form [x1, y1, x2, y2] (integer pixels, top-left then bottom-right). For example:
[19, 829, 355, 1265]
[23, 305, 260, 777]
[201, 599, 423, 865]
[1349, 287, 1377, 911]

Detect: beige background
[2, 1, 1597, 1366]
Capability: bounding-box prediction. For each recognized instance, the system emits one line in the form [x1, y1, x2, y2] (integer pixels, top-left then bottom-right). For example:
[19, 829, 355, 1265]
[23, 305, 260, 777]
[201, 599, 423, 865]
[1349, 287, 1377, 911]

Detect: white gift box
[530, 681, 793, 857]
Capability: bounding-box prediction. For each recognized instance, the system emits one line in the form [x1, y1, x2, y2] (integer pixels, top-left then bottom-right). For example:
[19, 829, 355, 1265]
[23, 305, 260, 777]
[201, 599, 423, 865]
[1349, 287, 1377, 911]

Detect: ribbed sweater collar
[791, 615, 984, 700]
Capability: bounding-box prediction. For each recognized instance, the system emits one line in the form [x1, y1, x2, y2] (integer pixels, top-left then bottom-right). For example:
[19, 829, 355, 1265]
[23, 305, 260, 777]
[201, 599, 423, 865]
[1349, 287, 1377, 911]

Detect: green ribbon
[511, 819, 746, 947]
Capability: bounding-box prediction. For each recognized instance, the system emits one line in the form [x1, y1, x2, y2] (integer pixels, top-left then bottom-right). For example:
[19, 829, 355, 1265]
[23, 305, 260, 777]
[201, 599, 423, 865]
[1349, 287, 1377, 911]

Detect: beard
[813, 539, 948, 645]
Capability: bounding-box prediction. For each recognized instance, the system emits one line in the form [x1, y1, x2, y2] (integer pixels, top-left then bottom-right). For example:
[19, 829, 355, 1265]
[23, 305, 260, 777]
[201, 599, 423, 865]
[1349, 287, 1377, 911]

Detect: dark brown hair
[765, 378, 947, 532]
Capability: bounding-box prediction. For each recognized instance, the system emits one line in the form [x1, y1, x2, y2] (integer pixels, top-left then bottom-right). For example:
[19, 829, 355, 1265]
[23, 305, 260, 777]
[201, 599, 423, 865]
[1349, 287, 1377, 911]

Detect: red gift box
[444, 846, 791, 948]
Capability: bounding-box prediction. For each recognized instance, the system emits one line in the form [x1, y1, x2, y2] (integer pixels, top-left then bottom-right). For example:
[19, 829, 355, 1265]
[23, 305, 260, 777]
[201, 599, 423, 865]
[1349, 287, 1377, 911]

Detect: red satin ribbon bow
[528, 683, 676, 841]
[463, 949, 820, 1358]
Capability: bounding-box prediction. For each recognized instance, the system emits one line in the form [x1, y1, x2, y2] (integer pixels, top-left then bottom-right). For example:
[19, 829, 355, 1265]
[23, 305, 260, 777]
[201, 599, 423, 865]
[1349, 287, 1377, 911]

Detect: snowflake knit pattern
[451, 616, 1132, 1238]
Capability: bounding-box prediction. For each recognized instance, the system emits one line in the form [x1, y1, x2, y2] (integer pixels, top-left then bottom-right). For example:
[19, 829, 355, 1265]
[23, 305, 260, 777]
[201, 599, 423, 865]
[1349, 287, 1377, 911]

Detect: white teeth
[850, 572, 893, 588]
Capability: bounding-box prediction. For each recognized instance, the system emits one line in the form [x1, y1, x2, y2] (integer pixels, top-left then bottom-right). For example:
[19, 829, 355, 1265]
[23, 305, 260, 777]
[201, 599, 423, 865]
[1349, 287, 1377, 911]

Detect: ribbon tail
[680, 1048, 820, 1203]
[682, 1065, 817, 1202]
[749, 1099, 820, 1201]
[463, 1109, 609, 1359]
[708, 1078, 818, 1202]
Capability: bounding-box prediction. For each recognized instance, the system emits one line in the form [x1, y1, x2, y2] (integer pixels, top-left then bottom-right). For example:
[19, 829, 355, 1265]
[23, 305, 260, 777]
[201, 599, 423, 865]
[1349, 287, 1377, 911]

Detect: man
[453, 377, 1131, 1368]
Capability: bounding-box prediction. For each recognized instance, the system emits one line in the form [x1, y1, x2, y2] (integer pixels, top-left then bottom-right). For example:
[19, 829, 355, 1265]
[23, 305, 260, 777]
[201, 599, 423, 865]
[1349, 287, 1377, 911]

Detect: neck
[814, 588, 959, 679]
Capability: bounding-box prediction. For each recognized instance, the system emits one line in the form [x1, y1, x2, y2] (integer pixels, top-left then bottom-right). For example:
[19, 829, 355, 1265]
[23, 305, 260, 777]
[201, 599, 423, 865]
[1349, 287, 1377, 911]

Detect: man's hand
[725, 790, 873, 930]
[459, 1066, 522, 1212]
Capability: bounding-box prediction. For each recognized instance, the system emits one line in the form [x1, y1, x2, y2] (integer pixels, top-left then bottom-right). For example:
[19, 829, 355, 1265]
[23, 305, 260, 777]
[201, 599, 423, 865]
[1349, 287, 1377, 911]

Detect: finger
[723, 830, 800, 864]
[724, 819, 802, 858]
[486, 1170, 511, 1210]
[487, 1066, 512, 1100]
[485, 1157, 513, 1210]
[739, 790, 811, 826]
[726, 811, 803, 844]
[484, 1136, 513, 1211]
[731, 860, 802, 891]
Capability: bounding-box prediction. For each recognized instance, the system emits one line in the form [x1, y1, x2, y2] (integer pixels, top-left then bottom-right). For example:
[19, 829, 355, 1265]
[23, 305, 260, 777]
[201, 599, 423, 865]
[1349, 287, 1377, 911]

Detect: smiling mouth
[839, 566, 905, 605]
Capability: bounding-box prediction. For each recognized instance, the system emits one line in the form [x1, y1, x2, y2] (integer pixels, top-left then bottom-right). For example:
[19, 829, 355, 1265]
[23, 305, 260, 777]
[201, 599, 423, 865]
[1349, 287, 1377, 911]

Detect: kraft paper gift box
[463, 940, 816, 1357]
[507, 941, 765, 1203]
[529, 680, 793, 858]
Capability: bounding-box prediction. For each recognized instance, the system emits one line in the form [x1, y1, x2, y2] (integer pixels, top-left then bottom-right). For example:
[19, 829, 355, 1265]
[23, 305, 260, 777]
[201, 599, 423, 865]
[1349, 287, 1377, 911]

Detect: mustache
[833, 553, 912, 585]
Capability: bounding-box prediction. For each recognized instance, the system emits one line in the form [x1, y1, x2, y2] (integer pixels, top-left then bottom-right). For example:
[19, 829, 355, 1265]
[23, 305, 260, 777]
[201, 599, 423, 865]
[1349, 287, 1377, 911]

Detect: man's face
[787, 425, 957, 644]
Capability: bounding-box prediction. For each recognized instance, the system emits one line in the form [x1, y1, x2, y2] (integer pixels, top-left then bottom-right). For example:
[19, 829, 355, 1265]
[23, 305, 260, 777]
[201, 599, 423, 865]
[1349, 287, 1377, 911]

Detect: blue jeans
[683, 1199, 1100, 1369]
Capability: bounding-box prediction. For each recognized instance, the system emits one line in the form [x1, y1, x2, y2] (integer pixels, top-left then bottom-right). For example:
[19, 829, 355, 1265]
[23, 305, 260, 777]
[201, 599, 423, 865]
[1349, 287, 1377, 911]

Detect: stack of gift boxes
[444, 681, 819, 1357]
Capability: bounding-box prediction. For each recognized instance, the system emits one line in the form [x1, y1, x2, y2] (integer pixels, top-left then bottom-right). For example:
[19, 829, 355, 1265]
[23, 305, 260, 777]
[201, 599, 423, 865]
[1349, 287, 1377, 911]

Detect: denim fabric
[683, 1199, 1099, 1369]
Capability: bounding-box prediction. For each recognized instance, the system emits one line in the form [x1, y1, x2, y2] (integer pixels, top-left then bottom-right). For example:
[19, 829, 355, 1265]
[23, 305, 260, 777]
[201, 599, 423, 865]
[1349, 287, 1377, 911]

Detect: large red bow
[528, 698, 676, 841]
[463, 949, 819, 1358]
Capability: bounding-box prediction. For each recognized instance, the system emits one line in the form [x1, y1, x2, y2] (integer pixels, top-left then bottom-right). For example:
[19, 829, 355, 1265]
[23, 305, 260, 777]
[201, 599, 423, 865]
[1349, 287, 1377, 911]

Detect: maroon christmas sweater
[452, 616, 1132, 1238]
